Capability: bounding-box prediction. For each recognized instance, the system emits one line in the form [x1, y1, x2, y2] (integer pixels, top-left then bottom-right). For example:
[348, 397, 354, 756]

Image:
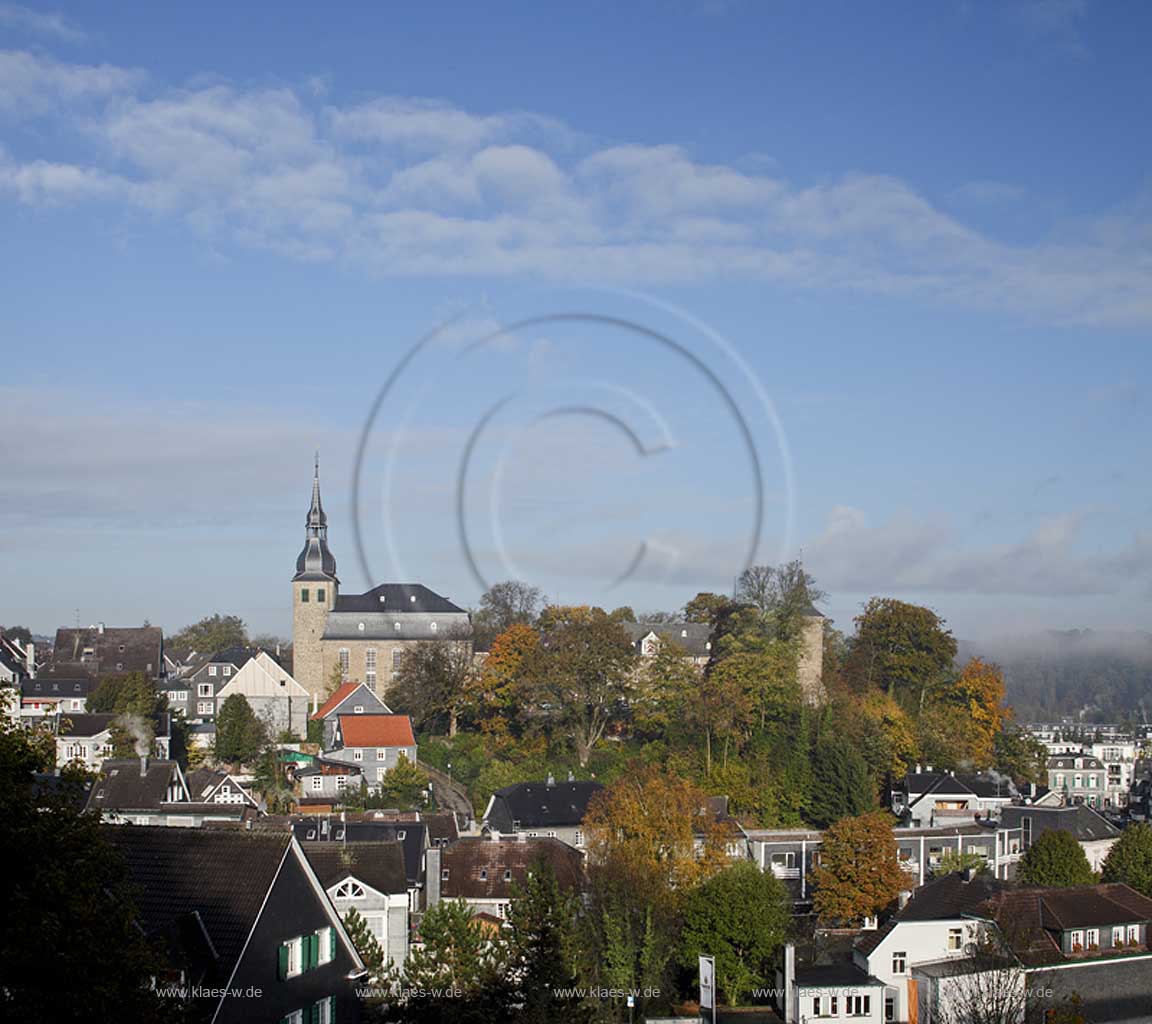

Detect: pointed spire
[307, 450, 326, 532]
[294, 454, 337, 581]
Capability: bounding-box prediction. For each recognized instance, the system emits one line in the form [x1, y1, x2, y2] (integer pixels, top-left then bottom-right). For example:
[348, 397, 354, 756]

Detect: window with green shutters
[317, 926, 335, 965]
[278, 943, 289, 980]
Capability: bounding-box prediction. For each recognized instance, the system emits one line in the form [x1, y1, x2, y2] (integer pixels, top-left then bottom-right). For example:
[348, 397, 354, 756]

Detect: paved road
[418, 759, 475, 826]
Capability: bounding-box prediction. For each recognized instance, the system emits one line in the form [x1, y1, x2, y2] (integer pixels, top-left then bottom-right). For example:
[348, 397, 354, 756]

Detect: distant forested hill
[960, 630, 1152, 721]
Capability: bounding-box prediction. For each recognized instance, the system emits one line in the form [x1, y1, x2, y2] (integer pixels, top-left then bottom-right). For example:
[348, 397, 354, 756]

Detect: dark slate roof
[975, 884, 1152, 967]
[485, 779, 604, 832]
[439, 837, 584, 900]
[623, 621, 712, 658]
[332, 583, 466, 614]
[186, 646, 265, 679]
[855, 872, 1006, 955]
[903, 771, 1012, 800]
[291, 818, 427, 883]
[57, 712, 116, 736]
[301, 841, 409, 895]
[999, 804, 1121, 842]
[104, 825, 291, 974]
[23, 676, 93, 698]
[86, 759, 182, 811]
[794, 963, 883, 988]
[423, 812, 460, 846]
[48, 626, 164, 680]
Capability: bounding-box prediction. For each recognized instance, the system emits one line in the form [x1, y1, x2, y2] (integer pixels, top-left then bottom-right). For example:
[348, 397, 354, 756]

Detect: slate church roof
[301, 841, 409, 895]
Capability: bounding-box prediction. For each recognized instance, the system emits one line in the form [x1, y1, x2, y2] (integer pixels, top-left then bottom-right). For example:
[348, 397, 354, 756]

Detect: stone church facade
[291, 460, 471, 699]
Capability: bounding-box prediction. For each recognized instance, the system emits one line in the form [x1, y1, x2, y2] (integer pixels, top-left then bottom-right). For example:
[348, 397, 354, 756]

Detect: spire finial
[314, 449, 319, 478]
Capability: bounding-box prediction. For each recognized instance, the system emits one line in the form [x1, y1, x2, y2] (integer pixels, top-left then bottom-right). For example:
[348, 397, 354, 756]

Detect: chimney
[312, 691, 319, 714]
[926, 764, 933, 773]
[426, 847, 442, 909]
[898, 890, 912, 909]
[25, 642, 35, 676]
[963, 866, 978, 882]
[97, 622, 105, 635]
[915, 764, 922, 774]
[782, 942, 795, 1022]
[546, 772, 555, 787]
[567, 770, 574, 783]
[139, 754, 148, 777]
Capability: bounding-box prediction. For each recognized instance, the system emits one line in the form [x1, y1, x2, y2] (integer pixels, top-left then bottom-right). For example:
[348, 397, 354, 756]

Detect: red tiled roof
[311, 681, 364, 720]
[338, 714, 415, 748]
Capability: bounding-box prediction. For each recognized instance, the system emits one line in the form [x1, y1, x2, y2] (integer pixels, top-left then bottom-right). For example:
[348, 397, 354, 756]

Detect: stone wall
[797, 614, 826, 706]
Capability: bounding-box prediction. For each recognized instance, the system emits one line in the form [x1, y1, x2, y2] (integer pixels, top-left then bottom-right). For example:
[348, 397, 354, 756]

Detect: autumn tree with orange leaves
[813, 810, 912, 924]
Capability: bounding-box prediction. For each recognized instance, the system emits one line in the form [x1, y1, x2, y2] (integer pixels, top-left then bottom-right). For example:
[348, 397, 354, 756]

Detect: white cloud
[0, 49, 139, 113]
[0, 4, 86, 43]
[804, 505, 1147, 598]
[2, 50, 1152, 326]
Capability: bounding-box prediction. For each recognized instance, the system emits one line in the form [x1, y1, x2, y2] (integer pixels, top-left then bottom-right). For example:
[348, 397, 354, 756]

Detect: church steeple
[293, 454, 338, 582]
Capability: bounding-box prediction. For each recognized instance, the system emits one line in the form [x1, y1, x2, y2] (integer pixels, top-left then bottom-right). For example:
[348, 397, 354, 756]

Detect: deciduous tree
[844, 598, 957, 707]
[472, 581, 544, 648]
[168, 613, 247, 655]
[528, 609, 636, 766]
[390, 626, 476, 737]
[679, 861, 790, 1005]
[813, 810, 911, 924]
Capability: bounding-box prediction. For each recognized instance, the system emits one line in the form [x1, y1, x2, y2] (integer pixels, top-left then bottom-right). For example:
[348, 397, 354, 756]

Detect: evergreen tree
[679, 861, 790, 1005]
[1017, 830, 1097, 887]
[214, 693, 266, 765]
[343, 907, 385, 981]
[807, 732, 873, 828]
[1101, 822, 1152, 898]
[504, 860, 591, 1023]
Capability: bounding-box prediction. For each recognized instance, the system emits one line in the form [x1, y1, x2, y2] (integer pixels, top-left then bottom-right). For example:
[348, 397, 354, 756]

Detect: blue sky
[1, 0, 1149, 644]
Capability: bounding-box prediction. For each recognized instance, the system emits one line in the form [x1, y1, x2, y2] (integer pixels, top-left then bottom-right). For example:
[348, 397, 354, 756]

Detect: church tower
[292, 455, 338, 699]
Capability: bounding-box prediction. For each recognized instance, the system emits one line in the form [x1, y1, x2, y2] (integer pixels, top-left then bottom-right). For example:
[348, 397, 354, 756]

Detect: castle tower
[796, 603, 826, 707]
[292, 455, 338, 698]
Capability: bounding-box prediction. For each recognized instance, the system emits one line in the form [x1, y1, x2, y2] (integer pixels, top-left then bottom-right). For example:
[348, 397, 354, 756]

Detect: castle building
[291, 459, 471, 699]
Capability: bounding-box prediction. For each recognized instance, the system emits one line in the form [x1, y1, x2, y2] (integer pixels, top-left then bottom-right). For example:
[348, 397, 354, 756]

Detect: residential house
[481, 776, 603, 851]
[426, 837, 584, 921]
[293, 757, 365, 809]
[56, 712, 171, 771]
[746, 821, 1022, 903]
[47, 624, 164, 682]
[999, 803, 1120, 872]
[292, 817, 429, 910]
[22, 676, 92, 718]
[778, 949, 886, 1024]
[853, 871, 1007, 1024]
[302, 841, 411, 971]
[1048, 753, 1108, 808]
[891, 768, 1015, 827]
[916, 883, 1152, 1024]
[624, 621, 712, 667]
[324, 714, 418, 788]
[185, 768, 261, 809]
[56, 712, 115, 770]
[1087, 740, 1140, 809]
[309, 680, 392, 748]
[86, 758, 251, 827]
[215, 651, 310, 738]
[106, 826, 366, 1024]
[182, 647, 274, 722]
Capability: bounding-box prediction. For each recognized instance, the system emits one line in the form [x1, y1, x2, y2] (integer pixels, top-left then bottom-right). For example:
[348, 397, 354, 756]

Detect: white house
[215, 650, 310, 738]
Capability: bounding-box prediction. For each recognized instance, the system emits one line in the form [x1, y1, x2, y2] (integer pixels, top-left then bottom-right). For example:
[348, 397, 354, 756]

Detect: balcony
[770, 866, 801, 879]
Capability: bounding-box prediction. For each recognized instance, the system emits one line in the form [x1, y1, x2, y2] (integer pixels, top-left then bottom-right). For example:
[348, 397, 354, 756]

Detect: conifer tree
[1017, 830, 1097, 887]
[343, 907, 385, 981]
[1101, 822, 1152, 898]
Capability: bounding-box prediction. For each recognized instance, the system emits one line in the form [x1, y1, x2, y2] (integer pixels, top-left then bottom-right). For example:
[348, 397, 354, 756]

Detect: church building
[291, 460, 471, 699]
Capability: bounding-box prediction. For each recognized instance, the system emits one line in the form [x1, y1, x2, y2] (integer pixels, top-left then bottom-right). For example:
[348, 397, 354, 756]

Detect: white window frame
[1085, 928, 1099, 948]
[197, 701, 213, 715]
[354, 705, 365, 714]
[208, 666, 217, 677]
[199, 683, 213, 697]
[317, 927, 334, 966]
[311, 776, 323, 791]
[222, 665, 231, 676]
[335, 775, 348, 790]
[334, 880, 365, 899]
[353, 749, 363, 761]
[948, 927, 963, 951]
[892, 950, 907, 974]
[1069, 929, 1084, 951]
[338, 649, 350, 680]
[848, 994, 871, 1016]
[1113, 926, 1125, 944]
[1127, 925, 1140, 943]
[377, 749, 386, 760]
[285, 936, 303, 978]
